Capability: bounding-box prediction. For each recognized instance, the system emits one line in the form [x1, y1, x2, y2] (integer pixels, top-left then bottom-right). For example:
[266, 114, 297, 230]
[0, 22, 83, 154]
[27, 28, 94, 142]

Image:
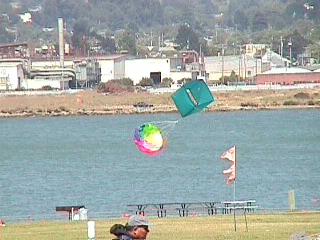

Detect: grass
[1, 212, 320, 240]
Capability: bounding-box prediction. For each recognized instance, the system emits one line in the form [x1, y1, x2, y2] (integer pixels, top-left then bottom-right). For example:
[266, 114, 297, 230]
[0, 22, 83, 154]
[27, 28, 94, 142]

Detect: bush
[283, 100, 299, 105]
[41, 85, 53, 90]
[177, 78, 192, 85]
[97, 80, 134, 94]
[138, 77, 154, 87]
[240, 102, 258, 107]
[218, 70, 243, 85]
[160, 77, 173, 87]
[118, 78, 133, 86]
[294, 92, 310, 99]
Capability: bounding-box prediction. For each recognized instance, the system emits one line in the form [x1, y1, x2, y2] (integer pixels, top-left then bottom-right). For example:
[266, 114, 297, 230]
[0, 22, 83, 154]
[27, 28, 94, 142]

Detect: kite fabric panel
[171, 80, 215, 118]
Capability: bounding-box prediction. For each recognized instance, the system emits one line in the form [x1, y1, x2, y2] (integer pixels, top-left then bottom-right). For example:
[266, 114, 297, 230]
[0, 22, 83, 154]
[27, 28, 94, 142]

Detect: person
[110, 215, 150, 240]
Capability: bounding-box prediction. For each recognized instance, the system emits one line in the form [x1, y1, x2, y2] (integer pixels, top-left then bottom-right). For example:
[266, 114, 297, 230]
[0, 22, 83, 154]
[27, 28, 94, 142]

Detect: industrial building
[0, 61, 25, 90]
[255, 67, 320, 85]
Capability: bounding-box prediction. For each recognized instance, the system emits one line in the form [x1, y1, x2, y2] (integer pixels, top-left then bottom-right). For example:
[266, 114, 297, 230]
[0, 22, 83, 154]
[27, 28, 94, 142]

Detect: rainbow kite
[134, 123, 167, 157]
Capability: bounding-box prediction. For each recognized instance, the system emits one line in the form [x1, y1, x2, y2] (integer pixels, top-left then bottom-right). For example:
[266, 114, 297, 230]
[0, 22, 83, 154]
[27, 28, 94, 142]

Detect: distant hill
[0, 0, 319, 33]
[0, 0, 319, 59]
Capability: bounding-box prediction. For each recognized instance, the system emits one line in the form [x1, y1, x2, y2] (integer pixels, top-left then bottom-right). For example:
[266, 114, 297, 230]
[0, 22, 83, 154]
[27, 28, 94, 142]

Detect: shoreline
[0, 88, 319, 118]
[0, 104, 319, 118]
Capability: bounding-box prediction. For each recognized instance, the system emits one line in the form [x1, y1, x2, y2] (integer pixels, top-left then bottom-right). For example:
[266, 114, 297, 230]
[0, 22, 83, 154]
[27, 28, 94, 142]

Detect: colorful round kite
[134, 123, 167, 157]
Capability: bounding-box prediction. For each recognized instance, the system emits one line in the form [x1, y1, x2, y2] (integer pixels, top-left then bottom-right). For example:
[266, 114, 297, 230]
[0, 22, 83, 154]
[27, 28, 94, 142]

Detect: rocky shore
[0, 88, 319, 118]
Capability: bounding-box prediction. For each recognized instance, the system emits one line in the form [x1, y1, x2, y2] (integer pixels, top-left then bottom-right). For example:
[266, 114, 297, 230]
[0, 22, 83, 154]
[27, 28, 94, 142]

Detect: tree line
[0, 0, 319, 61]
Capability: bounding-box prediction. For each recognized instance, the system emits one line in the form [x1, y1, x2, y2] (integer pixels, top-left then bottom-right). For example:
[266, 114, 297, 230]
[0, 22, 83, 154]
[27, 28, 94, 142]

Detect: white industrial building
[125, 58, 192, 85]
[125, 58, 171, 85]
[0, 62, 25, 90]
[0, 55, 196, 90]
[96, 55, 126, 82]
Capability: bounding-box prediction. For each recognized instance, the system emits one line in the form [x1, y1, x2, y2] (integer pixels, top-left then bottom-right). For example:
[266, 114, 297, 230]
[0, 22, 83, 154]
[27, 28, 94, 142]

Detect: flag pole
[234, 145, 237, 201]
[233, 145, 237, 232]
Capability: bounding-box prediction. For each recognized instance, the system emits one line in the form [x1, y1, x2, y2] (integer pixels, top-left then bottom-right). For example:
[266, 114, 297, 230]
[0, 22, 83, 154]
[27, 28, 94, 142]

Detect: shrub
[160, 78, 173, 87]
[41, 85, 53, 90]
[294, 92, 310, 99]
[118, 78, 133, 86]
[177, 78, 192, 85]
[283, 100, 299, 105]
[97, 80, 134, 94]
[240, 102, 258, 107]
[59, 106, 68, 112]
[138, 77, 154, 87]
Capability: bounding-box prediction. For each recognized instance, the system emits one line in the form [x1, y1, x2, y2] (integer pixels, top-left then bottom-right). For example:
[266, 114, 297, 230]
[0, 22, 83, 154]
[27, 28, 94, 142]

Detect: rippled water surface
[0, 109, 319, 221]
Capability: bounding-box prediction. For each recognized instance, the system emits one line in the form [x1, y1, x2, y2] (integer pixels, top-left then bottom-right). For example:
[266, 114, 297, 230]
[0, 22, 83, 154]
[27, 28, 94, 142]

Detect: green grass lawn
[1, 212, 320, 240]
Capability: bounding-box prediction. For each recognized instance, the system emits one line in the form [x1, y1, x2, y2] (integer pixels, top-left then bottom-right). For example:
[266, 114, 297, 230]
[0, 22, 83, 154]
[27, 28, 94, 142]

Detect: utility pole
[288, 38, 292, 67]
[280, 36, 283, 58]
[238, 46, 241, 84]
[221, 44, 225, 84]
[58, 18, 65, 90]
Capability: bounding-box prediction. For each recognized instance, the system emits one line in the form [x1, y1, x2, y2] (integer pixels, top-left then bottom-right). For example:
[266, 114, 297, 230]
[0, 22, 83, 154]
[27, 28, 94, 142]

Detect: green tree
[251, 11, 269, 32]
[284, 1, 305, 22]
[0, 23, 14, 43]
[233, 10, 249, 31]
[71, 19, 90, 54]
[175, 24, 200, 52]
[117, 30, 136, 55]
[284, 30, 309, 59]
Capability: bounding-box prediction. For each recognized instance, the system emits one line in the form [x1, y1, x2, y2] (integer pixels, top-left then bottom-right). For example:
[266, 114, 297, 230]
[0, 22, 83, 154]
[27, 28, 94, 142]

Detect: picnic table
[222, 200, 257, 214]
[127, 201, 222, 218]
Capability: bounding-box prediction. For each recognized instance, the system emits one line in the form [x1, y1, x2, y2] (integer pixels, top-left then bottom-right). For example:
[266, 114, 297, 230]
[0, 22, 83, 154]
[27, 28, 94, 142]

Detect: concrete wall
[22, 79, 68, 90]
[255, 72, 320, 85]
[125, 58, 171, 85]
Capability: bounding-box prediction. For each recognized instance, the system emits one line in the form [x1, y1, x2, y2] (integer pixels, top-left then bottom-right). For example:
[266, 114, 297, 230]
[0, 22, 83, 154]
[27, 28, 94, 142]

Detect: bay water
[0, 109, 319, 221]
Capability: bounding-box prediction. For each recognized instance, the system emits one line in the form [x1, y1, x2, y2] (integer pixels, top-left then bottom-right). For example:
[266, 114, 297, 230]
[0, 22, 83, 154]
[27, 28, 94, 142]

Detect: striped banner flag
[221, 146, 236, 185]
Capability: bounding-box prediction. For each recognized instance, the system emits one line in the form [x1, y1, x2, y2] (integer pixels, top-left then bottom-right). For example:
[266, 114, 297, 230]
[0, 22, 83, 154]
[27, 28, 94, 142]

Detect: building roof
[261, 67, 311, 74]
[261, 50, 290, 67]
[94, 54, 128, 61]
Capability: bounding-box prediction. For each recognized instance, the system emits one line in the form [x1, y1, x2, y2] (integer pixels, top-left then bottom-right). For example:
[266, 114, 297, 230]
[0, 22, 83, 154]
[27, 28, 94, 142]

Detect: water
[0, 109, 319, 221]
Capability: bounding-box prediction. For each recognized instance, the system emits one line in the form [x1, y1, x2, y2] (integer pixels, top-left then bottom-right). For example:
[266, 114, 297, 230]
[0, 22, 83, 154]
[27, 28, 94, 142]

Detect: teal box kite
[171, 80, 215, 118]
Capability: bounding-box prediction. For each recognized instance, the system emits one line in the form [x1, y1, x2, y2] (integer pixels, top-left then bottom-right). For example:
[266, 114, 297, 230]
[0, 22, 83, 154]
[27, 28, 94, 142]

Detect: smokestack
[58, 18, 65, 90]
[58, 18, 64, 68]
